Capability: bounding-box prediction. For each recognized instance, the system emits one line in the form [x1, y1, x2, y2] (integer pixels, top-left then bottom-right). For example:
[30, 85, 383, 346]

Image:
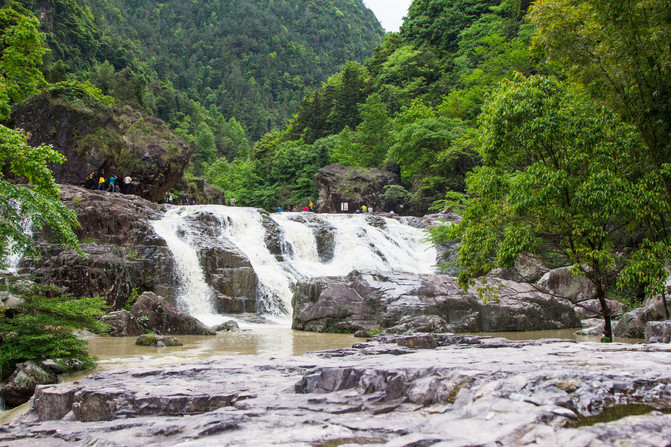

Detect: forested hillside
[229, 0, 537, 211]
[3, 0, 384, 167]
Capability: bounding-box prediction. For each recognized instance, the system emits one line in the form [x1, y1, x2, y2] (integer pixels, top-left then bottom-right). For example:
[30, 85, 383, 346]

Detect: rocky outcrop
[100, 310, 144, 337]
[537, 267, 597, 302]
[24, 185, 174, 309]
[11, 90, 191, 202]
[0, 361, 58, 407]
[574, 299, 626, 319]
[646, 320, 671, 343]
[129, 292, 215, 336]
[292, 271, 580, 334]
[314, 164, 401, 214]
[3, 338, 670, 445]
[488, 253, 549, 283]
[615, 297, 669, 339]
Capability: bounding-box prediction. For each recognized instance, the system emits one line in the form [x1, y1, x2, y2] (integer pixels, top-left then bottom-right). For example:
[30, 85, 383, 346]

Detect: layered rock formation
[2, 337, 670, 446]
[11, 90, 191, 202]
[292, 271, 580, 334]
[24, 185, 173, 310]
[314, 164, 401, 214]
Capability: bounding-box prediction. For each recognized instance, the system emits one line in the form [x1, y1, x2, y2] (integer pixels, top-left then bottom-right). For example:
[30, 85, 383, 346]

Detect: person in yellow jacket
[97, 175, 105, 190]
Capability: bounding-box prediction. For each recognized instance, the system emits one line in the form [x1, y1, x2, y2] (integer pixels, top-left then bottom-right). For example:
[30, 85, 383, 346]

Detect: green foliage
[437, 74, 646, 340]
[0, 283, 108, 376]
[0, 125, 82, 266]
[123, 287, 140, 311]
[0, 8, 47, 103]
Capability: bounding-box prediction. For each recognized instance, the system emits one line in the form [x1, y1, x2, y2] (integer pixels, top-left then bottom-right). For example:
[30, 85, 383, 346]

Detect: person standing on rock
[107, 175, 119, 192]
[165, 191, 173, 204]
[230, 197, 236, 206]
[122, 175, 132, 194]
[180, 193, 188, 205]
[96, 173, 106, 190]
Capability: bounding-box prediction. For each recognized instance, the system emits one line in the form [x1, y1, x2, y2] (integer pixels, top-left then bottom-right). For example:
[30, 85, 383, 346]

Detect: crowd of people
[87, 169, 133, 194]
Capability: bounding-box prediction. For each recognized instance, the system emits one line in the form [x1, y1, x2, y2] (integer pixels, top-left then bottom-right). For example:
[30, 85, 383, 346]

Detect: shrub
[0, 283, 108, 378]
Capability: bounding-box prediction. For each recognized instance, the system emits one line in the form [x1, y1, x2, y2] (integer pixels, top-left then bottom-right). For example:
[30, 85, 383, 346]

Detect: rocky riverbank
[2, 336, 670, 446]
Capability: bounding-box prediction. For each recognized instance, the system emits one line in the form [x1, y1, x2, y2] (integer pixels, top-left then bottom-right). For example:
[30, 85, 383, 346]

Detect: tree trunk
[662, 290, 670, 320]
[598, 294, 613, 342]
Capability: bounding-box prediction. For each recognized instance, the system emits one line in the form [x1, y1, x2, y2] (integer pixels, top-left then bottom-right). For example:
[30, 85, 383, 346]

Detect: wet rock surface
[0, 361, 58, 407]
[129, 292, 215, 336]
[292, 271, 580, 334]
[2, 337, 670, 446]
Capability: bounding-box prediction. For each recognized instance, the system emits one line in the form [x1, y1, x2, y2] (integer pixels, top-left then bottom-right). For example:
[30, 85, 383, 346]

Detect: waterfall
[151, 207, 436, 324]
[2, 201, 33, 275]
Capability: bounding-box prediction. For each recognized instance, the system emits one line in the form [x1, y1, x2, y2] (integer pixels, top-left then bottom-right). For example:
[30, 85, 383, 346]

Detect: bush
[0, 282, 108, 378]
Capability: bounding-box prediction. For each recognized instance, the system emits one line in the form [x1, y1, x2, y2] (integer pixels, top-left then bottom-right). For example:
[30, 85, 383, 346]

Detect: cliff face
[11, 91, 191, 202]
[314, 164, 402, 214]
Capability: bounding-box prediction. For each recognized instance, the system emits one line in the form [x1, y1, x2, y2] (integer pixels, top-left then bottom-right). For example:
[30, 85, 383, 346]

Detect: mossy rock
[135, 334, 183, 347]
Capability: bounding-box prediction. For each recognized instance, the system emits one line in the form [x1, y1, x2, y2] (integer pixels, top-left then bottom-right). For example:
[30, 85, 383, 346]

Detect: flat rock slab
[1, 337, 671, 446]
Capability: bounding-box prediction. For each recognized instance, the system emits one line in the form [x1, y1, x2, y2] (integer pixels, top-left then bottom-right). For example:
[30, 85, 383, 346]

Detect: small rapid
[151, 206, 436, 325]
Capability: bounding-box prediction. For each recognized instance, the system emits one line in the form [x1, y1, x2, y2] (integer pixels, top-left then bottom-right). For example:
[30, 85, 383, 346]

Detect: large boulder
[0, 361, 58, 407]
[489, 253, 549, 283]
[101, 310, 144, 337]
[292, 271, 580, 334]
[646, 320, 671, 343]
[129, 292, 215, 335]
[11, 90, 191, 202]
[614, 297, 668, 339]
[314, 164, 401, 214]
[537, 267, 597, 302]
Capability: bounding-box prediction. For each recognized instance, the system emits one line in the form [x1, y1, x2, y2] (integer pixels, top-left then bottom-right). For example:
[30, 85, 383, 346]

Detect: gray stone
[292, 271, 580, 334]
[645, 320, 671, 343]
[615, 297, 668, 339]
[0, 361, 58, 406]
[488, 253, 549, 283]
[3, 338, 670, 446]
[135, 334, 182, 347]
[101, 310, 144, 337]
[387, 315, 450, 334]
[537, 267, 597, 302]
[212, 320, 240, 332]
[130, 292, 215, 336]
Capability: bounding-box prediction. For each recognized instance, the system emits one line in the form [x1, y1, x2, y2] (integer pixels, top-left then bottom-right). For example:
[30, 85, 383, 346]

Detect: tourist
[165, 192, 173, 204]
[362, 205, 367, 213]
[190, 195, 196, 205]
[309, 200, 314, 212]
[180, 193, 188, 205]
[302, 206, 309, 212]
[107, 175, 119, 192]
[122, 175, 132, 194]
[96, 174, 106, 190]
[230, 197, 236, 206]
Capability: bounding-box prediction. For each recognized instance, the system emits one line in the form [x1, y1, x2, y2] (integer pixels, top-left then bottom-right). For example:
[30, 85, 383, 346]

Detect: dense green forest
[1, 0, 383, 170]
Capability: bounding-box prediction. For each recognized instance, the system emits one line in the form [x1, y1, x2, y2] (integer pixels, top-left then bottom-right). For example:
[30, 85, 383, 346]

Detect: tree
[0, 124, 82, 268]
[0, 9, 48, 103]
[530, 0, 671, 317]
[435, 74, 645, 341]
[352, 93, 391, 168]
[0, 282, 107, 377]
[529, 0, 671, 205]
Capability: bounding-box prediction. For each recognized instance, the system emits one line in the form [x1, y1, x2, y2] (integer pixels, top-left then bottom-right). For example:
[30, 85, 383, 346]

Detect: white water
[151, 206, 436, 325]
[2, 200, 33, 275]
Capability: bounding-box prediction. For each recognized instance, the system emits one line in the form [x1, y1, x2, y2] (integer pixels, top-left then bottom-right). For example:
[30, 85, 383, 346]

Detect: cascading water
[151, 206, 436, 326]
[2, 200, 33, 275]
